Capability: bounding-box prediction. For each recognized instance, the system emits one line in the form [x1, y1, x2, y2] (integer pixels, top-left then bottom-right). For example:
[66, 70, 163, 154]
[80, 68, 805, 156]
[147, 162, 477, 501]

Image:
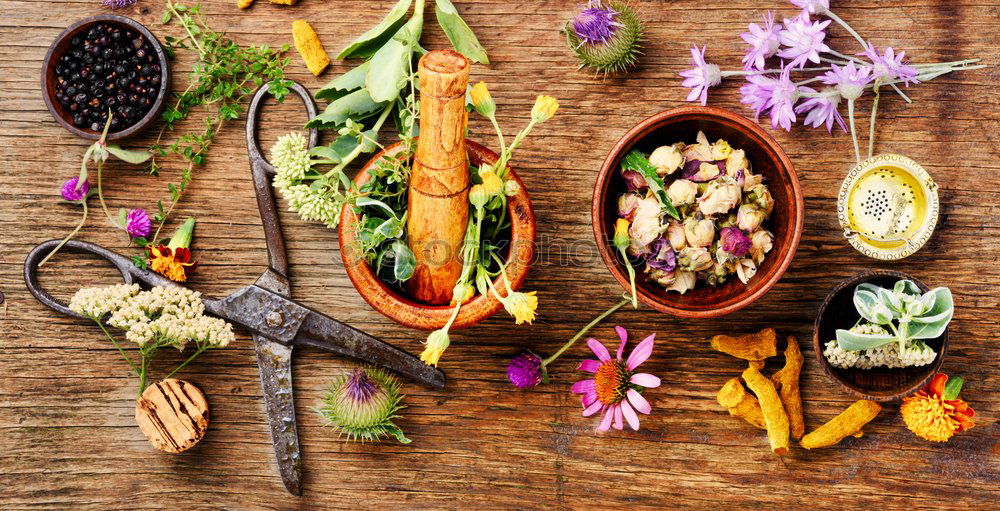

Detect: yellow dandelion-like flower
[479, 168, 503, 197]
[420, 329, 451, 367]
[502, 290, 538, 325]
[470, 81, 495, 118]
[531, 95, 559, 123]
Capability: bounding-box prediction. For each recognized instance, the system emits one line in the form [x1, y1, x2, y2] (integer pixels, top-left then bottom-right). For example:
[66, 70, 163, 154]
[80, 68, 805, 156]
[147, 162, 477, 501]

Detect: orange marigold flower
[900, 373, 975, 443]
[147, 245, 198, 282]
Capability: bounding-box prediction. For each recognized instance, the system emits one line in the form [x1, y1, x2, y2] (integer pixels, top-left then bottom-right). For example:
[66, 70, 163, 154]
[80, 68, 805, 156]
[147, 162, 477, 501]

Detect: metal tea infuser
[24, 82, 445, 496]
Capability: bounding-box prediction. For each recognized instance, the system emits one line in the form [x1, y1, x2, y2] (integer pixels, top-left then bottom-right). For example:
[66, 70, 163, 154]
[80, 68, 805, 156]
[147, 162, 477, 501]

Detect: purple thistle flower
[821, 61, 872, 100]
[60, 177, 90, 202]
[859, 44, 920, 86]
[790, 0, 829, 15]
[345, 368, 378, 403]
[680, 45, 722, 106]
[508, 352, 544, 388]
[125, 208, 151, 238]
[720, 227, 752, 257]
[102, 0, 137, 8]
[777, 13, 831, 68]
[741, 11, 781, 71]
[795, 88, 847, 133]
[572, 1, 622, 46]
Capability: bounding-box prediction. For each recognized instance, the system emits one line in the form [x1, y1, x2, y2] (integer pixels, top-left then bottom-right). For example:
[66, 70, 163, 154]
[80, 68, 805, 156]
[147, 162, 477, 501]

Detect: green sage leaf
[105, 144, 153, 164]
[306, 89, 383, 129]
[392, 240, 416, 281]
[365, 34, 412, 103]
[621, 150, 679, 220]
[434, 0, 489, 64]
[907, 287, 954, 339]
[336, 0, 413, 60]
[315, 62, 369, 101]
[836, 329, 897, 351]
[853, 288, 879, 323]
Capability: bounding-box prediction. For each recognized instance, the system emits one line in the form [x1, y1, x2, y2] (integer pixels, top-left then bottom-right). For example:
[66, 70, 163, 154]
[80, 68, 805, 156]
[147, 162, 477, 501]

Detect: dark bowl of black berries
[42, 15, 169, 141]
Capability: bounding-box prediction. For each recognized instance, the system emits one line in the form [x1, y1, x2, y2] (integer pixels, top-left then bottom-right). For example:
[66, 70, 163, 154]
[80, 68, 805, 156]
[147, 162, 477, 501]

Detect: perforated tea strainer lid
[837, 153, 939, 260]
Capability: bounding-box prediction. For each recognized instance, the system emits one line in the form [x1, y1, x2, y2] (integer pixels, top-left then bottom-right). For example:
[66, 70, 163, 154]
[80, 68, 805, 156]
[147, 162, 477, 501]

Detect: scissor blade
[251, 334, 302, 496]
[293, 311, 446, 389]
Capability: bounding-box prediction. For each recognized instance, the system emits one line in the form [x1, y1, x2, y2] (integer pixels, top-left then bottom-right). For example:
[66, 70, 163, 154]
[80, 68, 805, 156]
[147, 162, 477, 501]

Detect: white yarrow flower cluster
[823, 323, 936, 369]
[70, 284, 234, 349]
[271, 133, 342, 228]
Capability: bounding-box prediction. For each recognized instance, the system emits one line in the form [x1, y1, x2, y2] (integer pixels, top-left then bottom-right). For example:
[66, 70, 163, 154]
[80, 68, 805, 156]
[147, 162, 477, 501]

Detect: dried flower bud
[711, 139, 732, 160]
[646, 238, 677, 272]
[737, 204, 766, 232]
[735, 258, 757, 284]
[504, 179, 521, 196]
[698, 176, 741, 216]
[741, 171, 763, 191]
[665, 270, 697, 294]
[648, 268, 677, 286]
[750, 229, 774, 264]
[745, 183, 774, 215]
[683, 216, 716, 248]
[628, 197, 663, 255]
[666, 220, 687, 251]
[622, 168, 647, 191]
[720, 227, 752, 257]
[618, 193, 641, 220]
[677, 246, 713, 272]
[726, 149, 749, 174]
[703, 261, 729, 287]
[667, 179, 698, 206]
[649, 144, 685, 175]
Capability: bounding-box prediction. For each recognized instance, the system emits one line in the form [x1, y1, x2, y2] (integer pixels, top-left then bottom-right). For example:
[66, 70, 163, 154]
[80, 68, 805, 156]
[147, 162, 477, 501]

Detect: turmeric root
[270, 0, 297, 5]
[717, 378, 766, 430]
[237, 0, 254, 9]
[770, 336, 805, 439]
[742, 366, 789, 455]
[800, 400, 882, 449]
[292, 20, 329, 76]
[711, 328, 777, 363]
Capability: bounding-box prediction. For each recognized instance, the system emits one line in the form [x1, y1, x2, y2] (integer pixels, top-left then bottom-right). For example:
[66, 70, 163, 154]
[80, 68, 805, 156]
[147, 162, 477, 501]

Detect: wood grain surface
[1, 1, 998, 509]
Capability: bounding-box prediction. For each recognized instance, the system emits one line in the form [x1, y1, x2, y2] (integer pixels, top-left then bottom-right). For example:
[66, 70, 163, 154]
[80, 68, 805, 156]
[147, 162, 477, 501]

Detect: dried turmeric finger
[270, 0, 298, 5]
[770, 336, 805, 439]
[742, 366, 789, 455]
[748, 359, 765, 370]
[711, 328, 777, 362]
[237, 0, 254, 9]
[800, 400, 882, 449]
[292, 20, 329, 76]
[717, 378, 766, 430]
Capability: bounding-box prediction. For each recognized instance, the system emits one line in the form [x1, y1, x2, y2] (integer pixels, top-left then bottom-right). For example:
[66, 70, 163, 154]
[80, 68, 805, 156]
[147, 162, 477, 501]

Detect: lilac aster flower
[741, 11, 781, 70]
[571, 1, 622, 45]
[777, 14, 831, 68]
[795, 88, 846, 132]
[125, 208, 151, 238]
[753, 65, 799, 131]
[720, 227, 752, 257]
[61, 177, 91, 202]
[680, 45, 722, 106]
[860, 44, 920, 86]
[790, 0, 829, 15]
[740, 74, 776, 121]
[821, 61, 872, 100]
[507, 352, 544, 388]
[102, 0, 138, 8]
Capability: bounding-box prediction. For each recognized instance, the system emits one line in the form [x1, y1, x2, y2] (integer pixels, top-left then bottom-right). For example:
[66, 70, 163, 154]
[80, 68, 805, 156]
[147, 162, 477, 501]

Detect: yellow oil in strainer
[837, 154, 939, 260]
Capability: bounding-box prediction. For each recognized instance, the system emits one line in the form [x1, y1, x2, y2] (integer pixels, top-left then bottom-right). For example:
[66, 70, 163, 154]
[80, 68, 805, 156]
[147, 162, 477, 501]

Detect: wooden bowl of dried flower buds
[592, 106, 803, 318]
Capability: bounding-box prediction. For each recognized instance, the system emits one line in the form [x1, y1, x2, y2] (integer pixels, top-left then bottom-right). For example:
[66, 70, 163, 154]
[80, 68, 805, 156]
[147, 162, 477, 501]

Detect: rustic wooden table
[2, 1, 998, 509]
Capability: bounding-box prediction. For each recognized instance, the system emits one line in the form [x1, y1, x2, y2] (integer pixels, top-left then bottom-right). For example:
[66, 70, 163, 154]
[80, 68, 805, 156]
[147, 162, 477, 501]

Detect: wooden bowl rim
[339, 139, 535, 331]
[811, 269, 949, 402]
[591, 105, 804, 318]
[41, 14, 170, 141]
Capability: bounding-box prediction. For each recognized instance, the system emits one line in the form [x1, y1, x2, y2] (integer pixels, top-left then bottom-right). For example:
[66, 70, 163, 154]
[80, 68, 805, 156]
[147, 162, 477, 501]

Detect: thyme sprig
[149, 1, 292, 244]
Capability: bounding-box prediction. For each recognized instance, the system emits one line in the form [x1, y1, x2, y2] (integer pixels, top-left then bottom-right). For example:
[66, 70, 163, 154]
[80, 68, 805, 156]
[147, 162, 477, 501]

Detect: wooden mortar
[406, 50, 471, 304]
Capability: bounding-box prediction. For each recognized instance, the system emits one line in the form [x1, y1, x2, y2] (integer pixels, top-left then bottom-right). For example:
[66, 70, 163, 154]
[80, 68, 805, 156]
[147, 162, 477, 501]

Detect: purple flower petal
[613, 403, 624, 430]
[620, 399, 641, 430]
[587, 338, 611, 362]
[125, 208, 151, 239]
[597, 406, 614, 430]
[631, 373, 662, 388]
[60, 177, 90, 202]
[626, 333, 655, 370]
[572, 1, 622, 46]
[583, 399, 604, 417]
[577, 359, 601, 373]
[720, 227, 752, 257]
[646, 238, 677, 272]
[777, 13, 831, 69]
[627, 389, 651, 414]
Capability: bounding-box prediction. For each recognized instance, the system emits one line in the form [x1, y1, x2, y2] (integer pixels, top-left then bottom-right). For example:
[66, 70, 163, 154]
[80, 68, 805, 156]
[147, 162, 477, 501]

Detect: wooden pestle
[406, 50, 471, 304]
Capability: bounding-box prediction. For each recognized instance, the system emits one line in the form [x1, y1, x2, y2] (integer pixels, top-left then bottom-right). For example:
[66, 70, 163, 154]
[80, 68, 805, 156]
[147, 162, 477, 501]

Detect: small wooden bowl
[813, 270, 948, 402]
[592, 106, 804, 318]
[41, 14, 169, 141]
[339, 140, 535, 331]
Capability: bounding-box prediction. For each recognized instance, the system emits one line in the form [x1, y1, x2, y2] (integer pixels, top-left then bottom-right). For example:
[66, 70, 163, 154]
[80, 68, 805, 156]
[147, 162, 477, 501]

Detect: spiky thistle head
[564, 1, 644, 75]
[316, 366, 410, 444]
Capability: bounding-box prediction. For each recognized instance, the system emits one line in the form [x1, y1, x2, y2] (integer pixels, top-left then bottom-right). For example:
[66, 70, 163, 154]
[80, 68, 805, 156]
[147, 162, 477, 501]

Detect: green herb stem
[541, 297, 631, 367]
[96, 319, 139, 374]
[162, 345, 209, 380]
[38, 199, 89, 268]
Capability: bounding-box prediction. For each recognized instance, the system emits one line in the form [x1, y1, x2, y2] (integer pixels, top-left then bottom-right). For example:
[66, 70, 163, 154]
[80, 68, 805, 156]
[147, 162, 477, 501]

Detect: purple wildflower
[680, 45, 722, 106]
[777, 14, 831, 68]
[102, 0, 137, 8]
[507, 352, 544, 388]
[61, 177, 91, 202]
[821, 61, 872, 100]
[572, 1, 622, 45]
[346, 368, 378, 402]
[125, 208, 151, 238]
[646, 238, 677, 272]
[860, 44, 920, 86]
[795, 88, 846, 132]
[740, 11, 781, 70]
[740, 74, 776, 121]
[748, 65, 800, 131]
[790, 0, 829, 15]
[720, 227, 752, 257]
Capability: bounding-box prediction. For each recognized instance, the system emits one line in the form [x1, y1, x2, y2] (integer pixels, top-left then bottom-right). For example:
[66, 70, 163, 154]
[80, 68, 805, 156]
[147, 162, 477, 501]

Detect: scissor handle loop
[23, 240, 175, 318]
[245, 81, 320, 175]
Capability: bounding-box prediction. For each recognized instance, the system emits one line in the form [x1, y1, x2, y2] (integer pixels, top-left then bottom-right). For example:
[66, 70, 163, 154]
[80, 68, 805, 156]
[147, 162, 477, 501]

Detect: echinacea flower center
[593, 360, 630, 405]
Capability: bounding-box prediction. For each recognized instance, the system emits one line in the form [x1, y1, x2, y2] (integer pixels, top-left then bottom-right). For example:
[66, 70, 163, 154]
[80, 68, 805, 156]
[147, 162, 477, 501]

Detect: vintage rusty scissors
[23, 81, 445, 496]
